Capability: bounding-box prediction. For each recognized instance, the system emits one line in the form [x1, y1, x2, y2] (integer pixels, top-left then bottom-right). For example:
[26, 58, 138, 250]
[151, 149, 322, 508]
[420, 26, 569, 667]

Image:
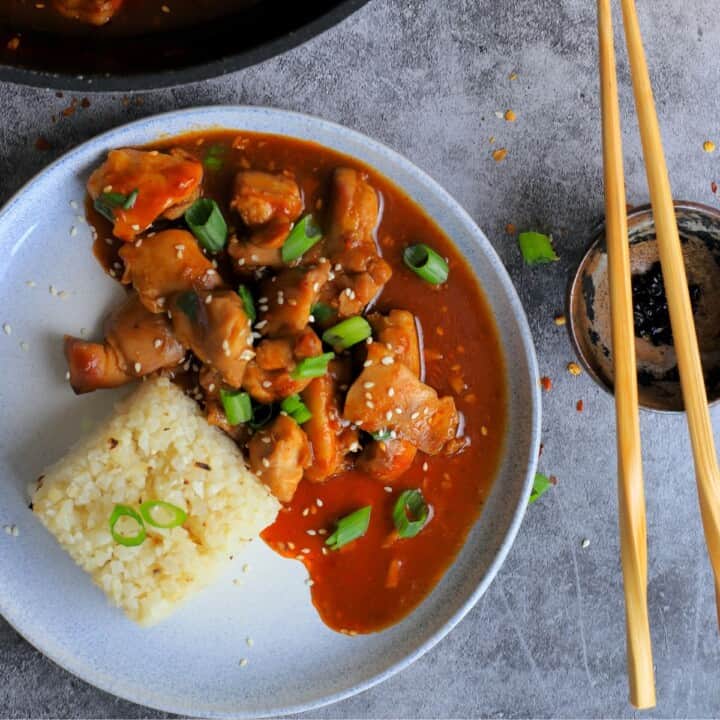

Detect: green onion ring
[402, 244, 449, 285]
[392, 489, 430, 538]
[139, 500, 187, 529]
[109, 504, 146, 547]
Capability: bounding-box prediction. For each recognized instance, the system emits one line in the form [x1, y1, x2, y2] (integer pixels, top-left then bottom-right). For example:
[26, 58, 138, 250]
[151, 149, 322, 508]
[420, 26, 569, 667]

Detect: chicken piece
[64, 293, 184, 394]
[231, 171, 303, 228]
[368, 310, 422, 377]
[247, 415, 311, 502]
[119, 229, 222, 313]
[87, 149, 203, 241]
[227, 235, 284, 272]
[242, 328, 322, 403]
[257, 261, 330, 336]
[357, 439, 417, 483]
[52, 0, 123, 24]
[301, 360, 359, 483]
[313, 168, 392, 317]
[170, 290, 252, 388]
[343, 343, 458, 454]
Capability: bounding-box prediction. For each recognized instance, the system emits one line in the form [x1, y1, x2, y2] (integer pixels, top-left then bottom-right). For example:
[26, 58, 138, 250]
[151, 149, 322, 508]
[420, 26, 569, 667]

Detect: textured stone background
[2, 0, 720, 717]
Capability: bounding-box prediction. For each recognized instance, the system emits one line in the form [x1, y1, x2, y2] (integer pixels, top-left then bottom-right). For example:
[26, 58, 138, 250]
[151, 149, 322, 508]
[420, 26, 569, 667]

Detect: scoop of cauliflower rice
[33, 377, 279, 625]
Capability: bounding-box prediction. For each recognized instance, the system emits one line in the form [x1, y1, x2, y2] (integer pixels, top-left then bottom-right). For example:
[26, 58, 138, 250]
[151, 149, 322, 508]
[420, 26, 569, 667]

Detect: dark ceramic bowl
[567, 201, 720, 412]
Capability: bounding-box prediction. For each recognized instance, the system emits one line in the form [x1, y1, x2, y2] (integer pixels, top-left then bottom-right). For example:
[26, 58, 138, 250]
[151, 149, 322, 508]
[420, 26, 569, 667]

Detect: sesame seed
[65, 371, 70, 380]
[321, 547, 329, 555]
[255, 320, 268, 329]
[25, 280, 36, 287]
[581, 538, 590, 549]
[384, 486, 392, 493]
[69, 200, 79, 209]
[262, 458, 270, 468]
[19, 341, 29, 352]
[422, 462, 429, 472]
[153, 338, 163, 349]
[135, 239, 143, 247]
[242, 563, 250, 573]
[2, 323, 11, 335]
[394, 407, 402, 414]
[363, 360, 373, 367]
[388, 387, 395, 397]
[313, 282, 320, 292]
[11, 525, 19, 537]
[258, 297, 268, 303]
[222, 339, 231, 356]
[306, 529, 317, 536]
[308, 314, 316, 323]
[240, 350, 255, 361]
[305, 578, 315, 586]
[134, 362, 142, 373]
[318, 529, 327, 536]
[381, 356, 394, 365]
[205, 294, 213, 304]
[411, 411, 420, 420]
[301, 548, 311, 554]
[157, 297, 166, 307]
[104, 237, 113, 245]
[316, 498, 324, 507]
[69, 226, 78, 237]
[366, 401, 375, 409]
[239, 659, 248, 668]
[3, 525, 12, 535]
[208, 383, 216, 392]
[49, 285, 57, 296]
[385, 410, 393, 421]
[237, 258, 246, 266]
[363, 381, 375, 389]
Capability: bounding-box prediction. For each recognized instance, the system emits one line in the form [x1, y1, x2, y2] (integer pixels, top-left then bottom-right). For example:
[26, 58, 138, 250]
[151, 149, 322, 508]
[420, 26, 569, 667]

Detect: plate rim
[0, 105, 541, 718]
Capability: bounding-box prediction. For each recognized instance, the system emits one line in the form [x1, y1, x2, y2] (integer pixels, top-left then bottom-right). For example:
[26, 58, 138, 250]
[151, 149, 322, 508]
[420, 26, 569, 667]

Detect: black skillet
[0, 0, 369, 92]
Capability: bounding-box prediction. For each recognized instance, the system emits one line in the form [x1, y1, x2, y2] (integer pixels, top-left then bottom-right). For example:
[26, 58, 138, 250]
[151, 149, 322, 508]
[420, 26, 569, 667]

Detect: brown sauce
[87, 129, 507, 634]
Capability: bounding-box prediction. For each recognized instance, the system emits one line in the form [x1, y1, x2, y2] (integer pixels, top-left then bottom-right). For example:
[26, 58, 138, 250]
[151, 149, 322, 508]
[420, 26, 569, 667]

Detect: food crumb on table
[540, 376, 553, 391]
[567, 362, 582, 376]
[703, 140, 716, 153]
[581, 538, 590, 549]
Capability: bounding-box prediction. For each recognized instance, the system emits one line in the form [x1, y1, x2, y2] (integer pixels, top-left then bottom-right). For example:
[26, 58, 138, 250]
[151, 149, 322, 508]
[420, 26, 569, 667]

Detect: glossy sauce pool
[88, 130, 507, 635]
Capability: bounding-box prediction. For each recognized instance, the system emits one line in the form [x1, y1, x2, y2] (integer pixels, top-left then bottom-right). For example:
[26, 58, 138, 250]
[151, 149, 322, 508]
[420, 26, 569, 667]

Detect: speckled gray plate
[0, 107, 540, 718]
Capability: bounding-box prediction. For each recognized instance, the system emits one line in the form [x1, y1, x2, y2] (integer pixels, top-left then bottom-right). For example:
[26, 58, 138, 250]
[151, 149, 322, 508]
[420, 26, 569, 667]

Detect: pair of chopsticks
[597, 0, 720, 709]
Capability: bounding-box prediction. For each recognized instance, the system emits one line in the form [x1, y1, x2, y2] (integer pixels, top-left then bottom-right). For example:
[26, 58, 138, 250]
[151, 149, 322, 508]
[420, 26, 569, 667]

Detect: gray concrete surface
[1, 0, 720, 717]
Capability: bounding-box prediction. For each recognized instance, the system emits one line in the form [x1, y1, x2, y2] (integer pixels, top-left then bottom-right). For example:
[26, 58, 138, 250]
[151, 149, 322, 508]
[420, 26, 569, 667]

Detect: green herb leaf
[529, 472, 553, 504]
[139, 500, 187, 529]
[185, 198, 228, 253]
[403, 244, 449, 284]
[281, 215, 323, 263]
[109, 504, 146, 547]
[393, 489, 430, 538]
[325, 506, 372, 550]
[280, 394, 313, 424]
[518, 231, 559, 265]
[237, 284, 256, 323]
[220, 389, 252, 425]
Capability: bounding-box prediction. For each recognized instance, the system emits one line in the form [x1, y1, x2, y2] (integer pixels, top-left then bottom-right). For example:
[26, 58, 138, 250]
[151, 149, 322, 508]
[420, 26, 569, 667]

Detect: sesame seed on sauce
[134, 362, 142, 373]
[384, 486, 392, 493]
[363, 360, 373, 367]
[363, 381, 375, 389]
[387, 387, 395, 397]
[422, 462, 429, 471]
[19, 341, 29, 352]
[381, 356, 394, 365]
[153, 338, 163, 349]
[316, 498, 324, 507]
[306, 529, 317, 536]
[205, 294, 213, 304]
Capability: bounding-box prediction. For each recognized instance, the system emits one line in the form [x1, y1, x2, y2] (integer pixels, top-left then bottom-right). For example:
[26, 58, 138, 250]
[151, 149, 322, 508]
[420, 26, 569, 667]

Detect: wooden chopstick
[619, 0, 720, 625]
[596, 0, 656, 708]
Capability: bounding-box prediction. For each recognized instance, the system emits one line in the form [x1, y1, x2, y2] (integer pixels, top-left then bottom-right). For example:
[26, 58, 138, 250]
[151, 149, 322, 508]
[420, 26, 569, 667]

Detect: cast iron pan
[0, 0, 369, 92]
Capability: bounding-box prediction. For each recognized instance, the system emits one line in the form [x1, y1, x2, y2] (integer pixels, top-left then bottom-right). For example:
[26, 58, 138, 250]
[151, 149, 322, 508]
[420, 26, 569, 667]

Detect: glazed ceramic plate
[0, 107, 540, 718]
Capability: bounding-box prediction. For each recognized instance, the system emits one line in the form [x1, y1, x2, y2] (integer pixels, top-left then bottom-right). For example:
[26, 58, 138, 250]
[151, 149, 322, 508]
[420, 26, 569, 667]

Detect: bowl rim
[566, 199, 720, 415]
[0, 105, 542, 717]
[0, 0, 370, 93]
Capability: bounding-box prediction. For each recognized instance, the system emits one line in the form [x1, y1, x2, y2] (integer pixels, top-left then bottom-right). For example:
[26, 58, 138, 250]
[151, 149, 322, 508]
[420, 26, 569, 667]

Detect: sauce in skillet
[86, 130, 507, 634]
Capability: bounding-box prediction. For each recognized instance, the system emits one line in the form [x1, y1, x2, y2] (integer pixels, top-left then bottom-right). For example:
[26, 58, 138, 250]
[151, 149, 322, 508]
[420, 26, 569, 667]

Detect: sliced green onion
[204, 144, 226, 171]
[139, 500, 187, 529]
[280, 394, 312, 424]
[281, 214, 322, 263]
[291, 352, 335, 379]
[109, 504, 146, 547]
[123, 188, 139, 210]
[325, 506, 372, 550]
[322, 316, 372, 351]
[185, 198, 228, 253]
[311, 302, 335, 324]
[237, 284, 256, 323]
[529, 472, 553, 504]
[393, 489, 430, 539]
[94, 189, 139, 222]
[518, 231, 559, 265]
[249, 402, 276, 430]
[176, 291, 200, 322]
[220, 389, 252, 425]
[403, 244, 449, 285]
[371, 429, 392, 441]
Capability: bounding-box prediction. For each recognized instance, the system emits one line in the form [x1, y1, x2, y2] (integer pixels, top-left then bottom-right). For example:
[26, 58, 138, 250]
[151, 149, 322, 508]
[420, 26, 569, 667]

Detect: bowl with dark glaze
[568, 201, 720, 413]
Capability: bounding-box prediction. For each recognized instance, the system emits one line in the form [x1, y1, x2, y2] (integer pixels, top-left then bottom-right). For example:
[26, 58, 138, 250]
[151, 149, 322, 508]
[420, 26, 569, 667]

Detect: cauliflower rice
[32, 377, 280, 626]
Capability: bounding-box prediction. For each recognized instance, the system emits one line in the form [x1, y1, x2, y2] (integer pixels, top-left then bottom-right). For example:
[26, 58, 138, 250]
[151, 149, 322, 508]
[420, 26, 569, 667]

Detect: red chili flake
[540, 376, 553, 391]
[80, 97, 90, 109]
[61, 99, 77, 117]
[549, 475, 558, 486]
[195, 461, 211, 471]
[712, 181, 718, 194]
[34, 136, 51, 151]
[576, 399, 584, 412]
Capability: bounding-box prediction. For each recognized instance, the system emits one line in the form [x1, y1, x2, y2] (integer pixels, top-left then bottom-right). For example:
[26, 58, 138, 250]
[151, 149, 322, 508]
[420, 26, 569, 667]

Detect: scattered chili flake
[492, 148, 508, 162]
[195, 461, 211, 471]
[576, 399, 584, 412]
[108, 438, 119, 449]
[504, 109, 516, 122]
[6, 37, 20, 51]
[567, 361, 582, 376]
[554, 314, 567, 326]
[540, 376, 553, 391]
[61, 99, 77, 117]
[549, 475, 558, 486]
[505, 222, 516, 235]
[703, 140, 716, 153]
[712, 181, 718, 194]
[34, 136, 51, 151]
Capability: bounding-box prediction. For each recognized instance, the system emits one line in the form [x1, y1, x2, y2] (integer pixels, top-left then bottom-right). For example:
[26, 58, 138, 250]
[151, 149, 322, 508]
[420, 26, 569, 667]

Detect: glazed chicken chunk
[169, 289, 252, 388]
[64, 292, 185, 394]
[247, 415, 312, 502]
[119, 229, 222, 313]
[87, 149, 203, 241]
[344, 343, 458, 454]
[231, 171, 304, 228]
[52, 0, 123, 24]
[242, 328, 322, 403]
